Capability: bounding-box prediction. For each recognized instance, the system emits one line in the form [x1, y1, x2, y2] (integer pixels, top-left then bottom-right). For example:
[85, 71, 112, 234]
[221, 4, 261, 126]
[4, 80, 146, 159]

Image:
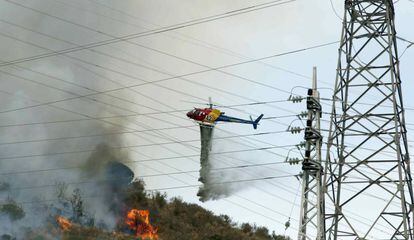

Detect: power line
[0, 0, 296, 67]
[0, 80, 301, 178]
[0, 144, 297, 174]
[0, 29, 336, 115]
[0, 0, 306, 132]
[163, 119, 306, 206]
[0, 111, 297, 128]
[0, 87, 201, 150]
[1, 131, 301, 231]
[3, 174, 298, 229]
[119, 41, 338, 92]
[4, 0, 408, 219]
[0, 0, 300, 97]
[0, 68, 292, 171]
[0, 129, 290, 146]
[0, 36, 304, 141]
[0, 2, 408, 234]
[0, 170, 300, 232]
[0, 9, 312, 119]
[3, 0, 410, 118]
[319, 96, 414, 111]
[3, 174, 296, 205]
[329, 0, 343, 20]
[0, 111, 404, 177]
[3, 161, 291, 192]
[120, 117, 304, 229]
[151, 125, 373, 235]
[13, 27, 410, 136]
[0, 84, 294, 129]
[147, 174, 297, 191]
[0, 89, 300, 177]
[0, 140, 391, 235]
[83, 0, 310, 81]
[0, 116, 299, 185]
[2, 88, 414, 129]
[1, 168, 390, 234]
[0, 83, 408, 158]
[1, 19, 292, 112]
[0, 29, 297, 128]
[224, 197, 293, 227]
[0, 11, 333, 132]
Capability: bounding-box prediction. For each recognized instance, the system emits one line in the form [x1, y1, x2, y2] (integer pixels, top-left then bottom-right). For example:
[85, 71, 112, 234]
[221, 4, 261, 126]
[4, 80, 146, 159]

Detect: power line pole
[298, 67, 325, 240]
[324, 0, 414, 239]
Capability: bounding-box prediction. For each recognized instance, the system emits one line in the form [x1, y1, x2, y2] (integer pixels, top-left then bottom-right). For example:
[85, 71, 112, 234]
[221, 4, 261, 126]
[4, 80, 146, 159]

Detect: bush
[0, 201, 25, 221]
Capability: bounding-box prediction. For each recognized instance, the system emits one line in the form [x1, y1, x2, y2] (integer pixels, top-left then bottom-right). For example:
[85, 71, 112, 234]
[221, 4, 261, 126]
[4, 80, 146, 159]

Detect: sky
[0, 0, 413, 238]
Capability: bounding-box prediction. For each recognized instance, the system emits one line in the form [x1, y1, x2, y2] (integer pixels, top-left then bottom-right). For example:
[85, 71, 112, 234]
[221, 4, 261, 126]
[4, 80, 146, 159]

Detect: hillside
[2, 179, 290, 240]
[122, 181, 290, 240]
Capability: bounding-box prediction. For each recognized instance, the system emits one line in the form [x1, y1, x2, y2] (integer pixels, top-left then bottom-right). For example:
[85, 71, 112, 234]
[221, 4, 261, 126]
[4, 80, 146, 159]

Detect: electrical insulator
[298, 111, 308, 119]
[289, 127, 302, 134]
[296, 141, 306, 149]
[288, 95, 304, 103]
[285, 218, 291, 230]
[287, 157, 301, 165]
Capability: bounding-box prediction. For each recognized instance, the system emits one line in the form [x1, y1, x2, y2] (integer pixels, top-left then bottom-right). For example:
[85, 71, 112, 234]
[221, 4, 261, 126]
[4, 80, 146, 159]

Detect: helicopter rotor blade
[181, 100, 209, 105]
[182, 99, 218, 108]
[182, 98, 242, 109]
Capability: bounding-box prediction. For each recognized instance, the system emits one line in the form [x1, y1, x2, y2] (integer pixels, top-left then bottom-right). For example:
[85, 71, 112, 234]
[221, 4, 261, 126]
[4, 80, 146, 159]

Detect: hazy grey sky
[0, 0, 413, 238]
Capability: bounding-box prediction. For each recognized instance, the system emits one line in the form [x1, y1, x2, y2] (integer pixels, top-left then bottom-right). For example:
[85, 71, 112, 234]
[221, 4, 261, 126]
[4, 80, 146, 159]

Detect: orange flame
[125, 209, 158, 239]
[56, 216, 72, 231]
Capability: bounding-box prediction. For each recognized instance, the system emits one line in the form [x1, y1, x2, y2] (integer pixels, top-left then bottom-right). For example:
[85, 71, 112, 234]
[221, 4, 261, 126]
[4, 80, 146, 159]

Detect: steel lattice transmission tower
[324, 0, 414, 239]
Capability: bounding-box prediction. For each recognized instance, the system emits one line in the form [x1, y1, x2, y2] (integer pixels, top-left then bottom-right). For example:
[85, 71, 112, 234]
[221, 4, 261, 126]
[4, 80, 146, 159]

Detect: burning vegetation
[56, 216, 73, 231]
[0, 144, 289, 240]
[125, 209, 158, 239]
[0, 178, 291, 240]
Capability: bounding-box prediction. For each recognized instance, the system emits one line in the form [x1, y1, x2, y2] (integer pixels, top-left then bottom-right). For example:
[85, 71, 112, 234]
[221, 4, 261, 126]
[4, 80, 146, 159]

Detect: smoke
[77, 143, 135, 227]
[0, 113, 136, 238]
[0, 1, 140, 237]
[0, 79, 137, 236]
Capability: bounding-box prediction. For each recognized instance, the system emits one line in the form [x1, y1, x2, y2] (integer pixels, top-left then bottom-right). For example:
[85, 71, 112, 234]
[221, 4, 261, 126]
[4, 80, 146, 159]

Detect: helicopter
[186, 98, 264, 129]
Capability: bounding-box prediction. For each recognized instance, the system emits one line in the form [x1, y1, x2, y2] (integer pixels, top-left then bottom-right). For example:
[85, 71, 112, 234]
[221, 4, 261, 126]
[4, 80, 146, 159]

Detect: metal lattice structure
[323, 0, 414, 239]
[298, 68, 325, 240]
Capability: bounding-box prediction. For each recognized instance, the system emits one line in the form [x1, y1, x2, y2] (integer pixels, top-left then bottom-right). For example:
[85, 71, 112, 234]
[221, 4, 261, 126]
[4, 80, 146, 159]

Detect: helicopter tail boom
[216, 114, 264, 129]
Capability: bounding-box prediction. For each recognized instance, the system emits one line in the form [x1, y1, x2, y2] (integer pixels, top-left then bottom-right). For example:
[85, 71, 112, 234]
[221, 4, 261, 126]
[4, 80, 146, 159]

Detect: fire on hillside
[125, 209, 158, 239]
[56, 216, 73, 231]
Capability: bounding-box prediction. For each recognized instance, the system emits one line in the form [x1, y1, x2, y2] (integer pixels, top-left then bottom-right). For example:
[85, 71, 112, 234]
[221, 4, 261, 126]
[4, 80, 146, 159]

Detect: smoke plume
[0, 2, 139, 237]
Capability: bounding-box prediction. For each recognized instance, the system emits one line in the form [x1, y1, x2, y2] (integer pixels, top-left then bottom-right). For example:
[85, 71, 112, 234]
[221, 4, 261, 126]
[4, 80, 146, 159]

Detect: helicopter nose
[186, 111, 192, 118]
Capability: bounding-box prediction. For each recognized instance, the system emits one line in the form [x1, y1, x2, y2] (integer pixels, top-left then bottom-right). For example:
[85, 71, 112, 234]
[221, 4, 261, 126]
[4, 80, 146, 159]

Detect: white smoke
[0, 1, 139, 237]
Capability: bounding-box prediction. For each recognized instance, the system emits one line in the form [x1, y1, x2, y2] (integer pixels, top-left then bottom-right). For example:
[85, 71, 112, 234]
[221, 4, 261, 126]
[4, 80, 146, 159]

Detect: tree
[241, 223, 253, 234]
[0, 200, 25, 221]
[70, 188, 84, 223]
